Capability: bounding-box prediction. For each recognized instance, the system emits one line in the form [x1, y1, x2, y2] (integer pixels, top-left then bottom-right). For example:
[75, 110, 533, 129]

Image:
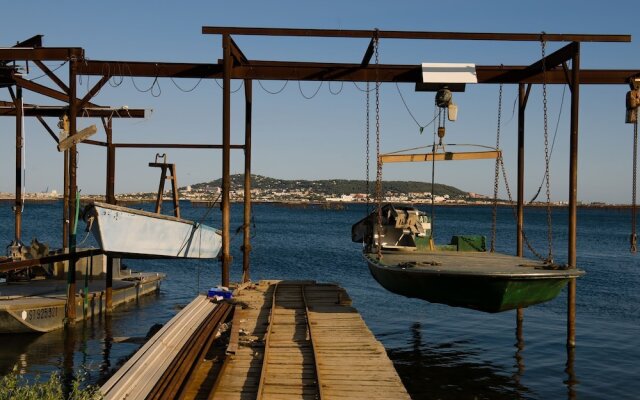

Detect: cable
[353, 81, 376, 93]
[257, 80, 288, 94]
[328, 81, 344, 95]
[395, 82, 438, 132]
[298, 81, 323, 99]
[214, 78, 244, 93]
[170, 77, 203, 92]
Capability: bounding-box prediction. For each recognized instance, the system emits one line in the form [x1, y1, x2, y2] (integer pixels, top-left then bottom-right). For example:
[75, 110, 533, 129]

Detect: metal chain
[632, 119, 638, 253]
[491, 84, 504, 252]
[366, 81, 371, 214]
[499, 157, 550, 262]
[541, 39, 554, 264]
[373, 31, 383, 259]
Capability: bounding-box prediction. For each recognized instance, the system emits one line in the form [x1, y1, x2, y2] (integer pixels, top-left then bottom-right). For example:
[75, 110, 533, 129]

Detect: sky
[1, 0, 639, 203]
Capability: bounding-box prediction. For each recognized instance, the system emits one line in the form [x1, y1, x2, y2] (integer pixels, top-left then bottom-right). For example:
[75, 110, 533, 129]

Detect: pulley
[435, 87, 452, 108]
[626, 88, 639, 124]
[437, 126, 446, 145]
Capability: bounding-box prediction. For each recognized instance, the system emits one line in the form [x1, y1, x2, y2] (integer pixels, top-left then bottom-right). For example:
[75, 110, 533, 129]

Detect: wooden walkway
[212, 280, 410, 400]
[100, 280, 409, 399]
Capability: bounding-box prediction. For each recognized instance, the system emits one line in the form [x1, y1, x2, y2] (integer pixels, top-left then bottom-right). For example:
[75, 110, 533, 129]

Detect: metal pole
[516, 83, 527, 331]
[63, 150, 69, 249]
[105, 117, 114, 311]
[221, 34, 232, 287]
[242, 79, 252, 283]
[14, 86, 23, 243]
[567, 43, 580, 348]
[66, 57, 78, 322]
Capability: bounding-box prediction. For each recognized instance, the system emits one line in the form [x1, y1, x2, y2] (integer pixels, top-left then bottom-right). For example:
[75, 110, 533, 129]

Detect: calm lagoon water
[0, 201, 638, 399]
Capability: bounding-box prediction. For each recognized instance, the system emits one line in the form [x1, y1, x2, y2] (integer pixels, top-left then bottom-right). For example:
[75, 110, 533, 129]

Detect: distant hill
[186, 174, 469, 198]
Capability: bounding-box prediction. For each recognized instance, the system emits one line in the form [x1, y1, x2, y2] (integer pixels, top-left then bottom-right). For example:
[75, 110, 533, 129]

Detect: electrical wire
[257, 80, 288, 94]
[171, 77, 204, 92]
[214, 78, 244, 93]
[298, 81, 323, 99]
[395, 82, 438, 132]
[328, 81, 344, 95]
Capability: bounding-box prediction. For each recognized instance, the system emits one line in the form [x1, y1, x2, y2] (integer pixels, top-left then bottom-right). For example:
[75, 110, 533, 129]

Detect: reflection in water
[513, 313, 525, 385]
[62, 325, 76, 397]
[564, 346, 578, 400]
[387, 322, 532, 400]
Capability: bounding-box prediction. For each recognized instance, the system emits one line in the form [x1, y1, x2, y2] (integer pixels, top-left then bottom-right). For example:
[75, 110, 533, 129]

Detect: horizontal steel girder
[77, 59, 639, 85]
[202, 26, 631, 43]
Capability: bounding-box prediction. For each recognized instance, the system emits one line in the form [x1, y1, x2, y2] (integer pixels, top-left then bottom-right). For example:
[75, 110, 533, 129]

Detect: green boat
[352, 204, 584, 313]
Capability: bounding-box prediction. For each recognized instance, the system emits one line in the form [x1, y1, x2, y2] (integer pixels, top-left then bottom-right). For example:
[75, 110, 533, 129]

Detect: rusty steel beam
[0, 105, 146, 118]
[493, 42, 578, 84]
[33, 60, 70, 94]
[202, 26, 631, 43]
[77, 60, 222, 78]
[112, 143, 243, 149]
[0, 249, 103, 274]
[36, 115, 60, 143]
[12, 73, 70, 102]
[76, 59, 640, 85]
[230, 37, 248, 66]
[78, 75, 110, 109]
[0, 47, 83, 61]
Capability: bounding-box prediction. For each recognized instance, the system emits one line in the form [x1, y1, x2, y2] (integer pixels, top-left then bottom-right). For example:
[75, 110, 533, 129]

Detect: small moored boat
[352, 204, 584, 313]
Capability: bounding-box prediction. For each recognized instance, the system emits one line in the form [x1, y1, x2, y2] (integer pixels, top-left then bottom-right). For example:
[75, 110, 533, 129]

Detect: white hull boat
[85, 202, 222, 259]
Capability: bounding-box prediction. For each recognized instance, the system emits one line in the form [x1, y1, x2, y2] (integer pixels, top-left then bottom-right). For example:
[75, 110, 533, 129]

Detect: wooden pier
[101, 280, 409, 399]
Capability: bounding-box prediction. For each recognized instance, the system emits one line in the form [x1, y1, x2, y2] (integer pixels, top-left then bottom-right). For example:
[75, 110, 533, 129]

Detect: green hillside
[186, 174, 468, 198]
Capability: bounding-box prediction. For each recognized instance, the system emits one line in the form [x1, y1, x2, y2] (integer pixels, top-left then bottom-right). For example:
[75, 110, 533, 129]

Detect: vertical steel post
[63, 150, 69, 249]
[221, 34, 232, 287]
[567, 43, 580, 348]
[516, 83, 527, 332]
[105, 117, 114, 311]
[66, 57, 78, 322]
[14, 86, 23, 243]
[242, 79, 252, 283]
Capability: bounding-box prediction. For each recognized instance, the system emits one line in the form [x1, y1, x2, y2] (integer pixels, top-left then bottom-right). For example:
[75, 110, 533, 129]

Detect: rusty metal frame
[2, 27, 639, 350]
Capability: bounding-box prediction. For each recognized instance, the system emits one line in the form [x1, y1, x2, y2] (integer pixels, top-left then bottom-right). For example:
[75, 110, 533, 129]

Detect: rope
[491, 84, 503, 252]
[632, 119, 638, 253]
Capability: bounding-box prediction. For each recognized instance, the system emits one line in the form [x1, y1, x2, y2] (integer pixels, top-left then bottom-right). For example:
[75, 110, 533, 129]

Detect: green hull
[367, 259, 573, 313]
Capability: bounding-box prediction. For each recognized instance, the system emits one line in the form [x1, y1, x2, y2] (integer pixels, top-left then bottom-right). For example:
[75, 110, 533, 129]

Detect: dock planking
[211, 280, 410, 400]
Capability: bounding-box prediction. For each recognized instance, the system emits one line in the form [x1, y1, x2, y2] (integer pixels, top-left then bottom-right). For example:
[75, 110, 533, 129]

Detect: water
[1, 201, 639, 399]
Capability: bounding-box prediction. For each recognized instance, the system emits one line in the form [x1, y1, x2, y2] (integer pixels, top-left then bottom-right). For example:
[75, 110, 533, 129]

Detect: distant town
[0, 174, 624, 207]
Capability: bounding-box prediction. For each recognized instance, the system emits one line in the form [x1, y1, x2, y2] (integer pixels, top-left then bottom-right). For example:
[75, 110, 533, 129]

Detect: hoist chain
[373, 31, 383, 259]
[491, 84, 503, 252]
[632, 119, 638, 253]
[366, 81, 370, 214]
[541, 39, 554, 264]
[499, 157, 551, 262]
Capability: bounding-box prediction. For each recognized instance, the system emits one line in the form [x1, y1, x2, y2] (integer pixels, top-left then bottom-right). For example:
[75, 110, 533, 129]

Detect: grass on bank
[0, 368, 102, 400]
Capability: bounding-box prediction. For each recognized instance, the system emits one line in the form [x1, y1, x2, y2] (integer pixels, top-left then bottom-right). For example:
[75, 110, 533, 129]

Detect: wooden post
[66, 57, 78, 323]
[14, 86, 23, 243]
[243, 79, 252, 283]
[221, 34, 232, 287]
[567, 43, 580, 348]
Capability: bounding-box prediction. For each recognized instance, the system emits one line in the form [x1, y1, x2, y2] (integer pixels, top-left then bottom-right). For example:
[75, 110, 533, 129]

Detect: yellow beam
[380, 150, 501, 163]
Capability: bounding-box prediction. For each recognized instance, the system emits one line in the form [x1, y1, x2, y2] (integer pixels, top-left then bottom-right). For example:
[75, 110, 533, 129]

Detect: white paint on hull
[87, 202, 222, 259]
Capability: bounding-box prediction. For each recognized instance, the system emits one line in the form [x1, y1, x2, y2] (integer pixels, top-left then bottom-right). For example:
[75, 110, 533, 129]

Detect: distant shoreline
[0, 197, 636, 210]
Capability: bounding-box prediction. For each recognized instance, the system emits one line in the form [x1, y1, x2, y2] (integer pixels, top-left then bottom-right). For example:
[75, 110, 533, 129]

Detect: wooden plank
[57, 124, 97, 151]
[380, 149, 501, 163]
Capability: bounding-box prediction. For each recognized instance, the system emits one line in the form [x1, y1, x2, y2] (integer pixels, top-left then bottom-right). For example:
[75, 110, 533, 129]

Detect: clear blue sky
[1, 0, 638, 203]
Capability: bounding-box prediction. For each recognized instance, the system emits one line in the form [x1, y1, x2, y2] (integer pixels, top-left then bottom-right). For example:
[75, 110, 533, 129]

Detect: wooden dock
[101, 280, 409, 399]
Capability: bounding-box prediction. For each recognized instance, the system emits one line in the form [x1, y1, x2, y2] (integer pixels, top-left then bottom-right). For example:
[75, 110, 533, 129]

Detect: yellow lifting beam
[379, 150, 501, 164]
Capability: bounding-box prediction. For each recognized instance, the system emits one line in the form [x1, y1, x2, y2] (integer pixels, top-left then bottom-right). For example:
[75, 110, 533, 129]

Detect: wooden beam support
[380, 150, 501, 163]
[78, 75, 109, 109]
[36, 115, 60, 144]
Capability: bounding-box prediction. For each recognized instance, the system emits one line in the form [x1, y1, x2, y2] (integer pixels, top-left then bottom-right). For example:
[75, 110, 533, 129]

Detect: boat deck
[371, 250, 584, 278]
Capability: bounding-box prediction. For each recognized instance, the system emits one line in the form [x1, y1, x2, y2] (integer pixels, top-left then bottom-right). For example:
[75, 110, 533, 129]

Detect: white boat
[84, 202, 222, 259]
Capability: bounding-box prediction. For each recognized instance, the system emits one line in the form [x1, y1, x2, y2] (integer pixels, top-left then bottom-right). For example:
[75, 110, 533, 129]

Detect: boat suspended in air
[352, 204, 584, 313]
[84, 202, 222, 259]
